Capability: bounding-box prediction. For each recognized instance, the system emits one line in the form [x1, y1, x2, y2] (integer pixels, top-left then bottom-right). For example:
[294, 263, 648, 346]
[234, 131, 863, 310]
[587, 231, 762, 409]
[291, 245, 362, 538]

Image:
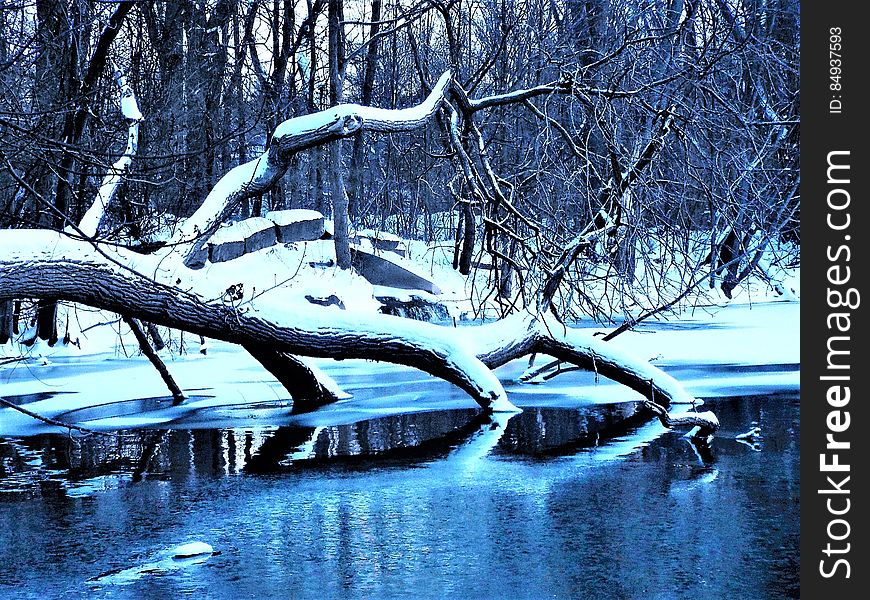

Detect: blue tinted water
[0, 392, 798, 599]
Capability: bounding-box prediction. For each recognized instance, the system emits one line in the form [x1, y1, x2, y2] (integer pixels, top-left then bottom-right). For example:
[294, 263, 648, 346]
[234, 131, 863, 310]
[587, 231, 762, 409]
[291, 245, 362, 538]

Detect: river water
[0, 390, 799, 599]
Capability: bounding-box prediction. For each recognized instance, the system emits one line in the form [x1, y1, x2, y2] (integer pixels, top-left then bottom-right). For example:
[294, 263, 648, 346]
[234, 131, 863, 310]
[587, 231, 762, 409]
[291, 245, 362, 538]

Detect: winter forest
[1, 0, 799, 597]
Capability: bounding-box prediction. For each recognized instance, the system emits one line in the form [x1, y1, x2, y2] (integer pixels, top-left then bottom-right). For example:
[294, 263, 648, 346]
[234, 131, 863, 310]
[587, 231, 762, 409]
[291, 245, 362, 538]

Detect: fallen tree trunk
[0, 230, 717, 435]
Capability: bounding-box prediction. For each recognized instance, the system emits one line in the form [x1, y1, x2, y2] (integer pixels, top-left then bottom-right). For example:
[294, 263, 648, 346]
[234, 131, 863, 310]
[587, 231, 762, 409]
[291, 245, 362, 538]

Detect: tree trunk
[145, 321, 166, 351]
[0, 300, 12, 344]
[348, 0, 383, 218]
[331, 142, 352, 269]
[328, 0, 352, 269]
[458, 203, 475, 275]
[245, 346, 343, 412]
[36, 299, 58, 345]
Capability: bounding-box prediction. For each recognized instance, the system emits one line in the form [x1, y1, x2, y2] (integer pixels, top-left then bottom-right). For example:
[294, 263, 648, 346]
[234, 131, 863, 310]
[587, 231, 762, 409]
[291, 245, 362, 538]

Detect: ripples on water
[0, 394, 799, 599]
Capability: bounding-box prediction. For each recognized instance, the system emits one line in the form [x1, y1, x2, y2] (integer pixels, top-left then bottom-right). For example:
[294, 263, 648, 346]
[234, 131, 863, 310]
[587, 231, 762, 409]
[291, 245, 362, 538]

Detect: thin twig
[0, 396, 117, 436]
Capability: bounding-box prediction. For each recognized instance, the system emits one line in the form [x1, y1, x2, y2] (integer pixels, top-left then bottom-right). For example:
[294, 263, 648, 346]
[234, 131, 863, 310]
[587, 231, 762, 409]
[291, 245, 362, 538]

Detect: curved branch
[172, 71, 453, 266]
[471, 311, 700, 408]
[465, 312, 718, 434]
[77, 62, 142, 238]
[641, 400, 720, 439]
[245, 346, 345, 413]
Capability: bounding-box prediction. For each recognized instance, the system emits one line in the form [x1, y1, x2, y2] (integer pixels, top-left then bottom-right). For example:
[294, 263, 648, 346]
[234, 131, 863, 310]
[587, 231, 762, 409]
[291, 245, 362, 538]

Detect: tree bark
[0, 300, 12, 344]
[36, 298, 58, 345]
[145, 321, 166, 351]
[328, 0, 352, 269]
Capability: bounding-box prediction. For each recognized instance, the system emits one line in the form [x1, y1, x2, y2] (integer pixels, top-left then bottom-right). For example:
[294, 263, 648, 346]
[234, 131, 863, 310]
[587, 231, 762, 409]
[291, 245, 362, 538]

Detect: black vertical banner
[801, 2, 869, 596]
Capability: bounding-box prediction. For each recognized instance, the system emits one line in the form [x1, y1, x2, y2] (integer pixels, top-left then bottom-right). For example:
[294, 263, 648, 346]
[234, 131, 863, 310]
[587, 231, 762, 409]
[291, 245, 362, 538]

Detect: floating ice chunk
[89, 541, 216, 586]
[172, 541, 214, 559]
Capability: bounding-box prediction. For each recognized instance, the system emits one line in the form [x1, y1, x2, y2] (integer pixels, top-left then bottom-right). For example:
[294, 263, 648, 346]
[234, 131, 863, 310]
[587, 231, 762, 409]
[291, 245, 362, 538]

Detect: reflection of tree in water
[496, 403, 653, 457]
[4, 398, 776, 493]
[176, 404, 669, 472]
[246, 409, 489, 473]
[0, 432, 158, 499]
[3, 433, 150, 476]
[0, 429, 269, 496]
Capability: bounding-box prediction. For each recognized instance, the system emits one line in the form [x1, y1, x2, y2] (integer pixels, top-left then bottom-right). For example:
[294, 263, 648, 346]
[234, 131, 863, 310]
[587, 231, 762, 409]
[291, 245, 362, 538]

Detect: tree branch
[171, 71, 452, 267]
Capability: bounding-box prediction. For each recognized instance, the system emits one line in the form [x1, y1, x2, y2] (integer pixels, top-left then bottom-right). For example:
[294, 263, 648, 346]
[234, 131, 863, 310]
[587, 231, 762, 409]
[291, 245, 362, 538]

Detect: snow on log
[265, 209, 326, 242]
[641, 400, 720, 438]
[207, 217, 277, 263]
[0, 230, 514, 412]
[353, 229, 403, 252]
[0, 231, 716, 427]
[541, 326, 699, 407]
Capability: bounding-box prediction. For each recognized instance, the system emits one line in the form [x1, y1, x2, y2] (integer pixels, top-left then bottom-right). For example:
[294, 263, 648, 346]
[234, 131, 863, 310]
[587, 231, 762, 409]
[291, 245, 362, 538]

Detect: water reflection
[0, 394, 785, 502]
[0, 393, 799, 599]
[0, 402, 661, 493]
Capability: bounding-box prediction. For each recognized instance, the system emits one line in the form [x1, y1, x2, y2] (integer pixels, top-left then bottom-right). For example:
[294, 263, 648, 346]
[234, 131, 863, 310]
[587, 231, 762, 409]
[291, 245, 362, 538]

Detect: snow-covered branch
[457, 79, 670, 113]
[462, 80, 574, 112]
[173, 71, 452, 266]
[0, 227, 715, 429]
[76, 62, 142, 238]
[469, 311, 704, 411]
